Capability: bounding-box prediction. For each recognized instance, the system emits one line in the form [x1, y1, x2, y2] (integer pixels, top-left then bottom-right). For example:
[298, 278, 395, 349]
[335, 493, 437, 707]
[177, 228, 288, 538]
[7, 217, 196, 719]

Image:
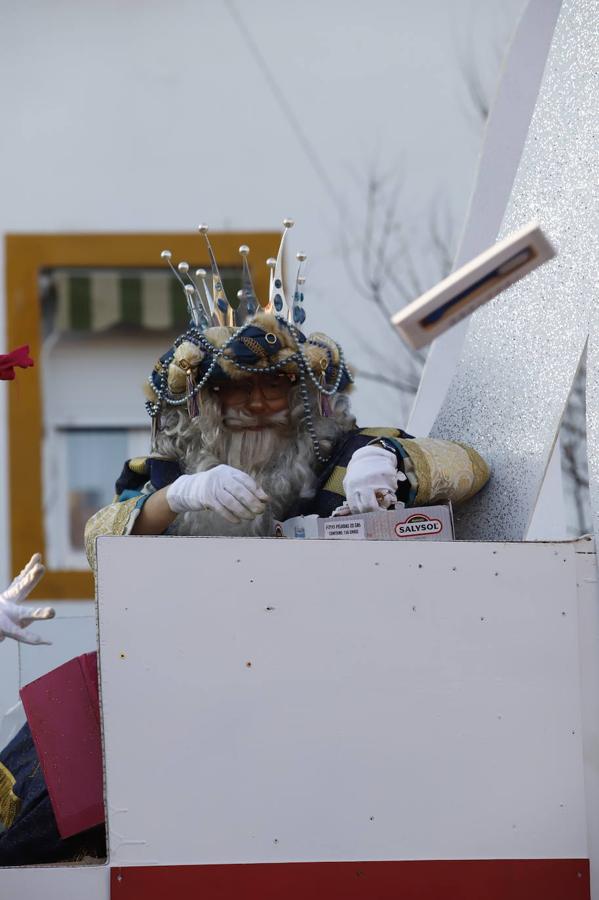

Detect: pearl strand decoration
[297, 363, 328, 463]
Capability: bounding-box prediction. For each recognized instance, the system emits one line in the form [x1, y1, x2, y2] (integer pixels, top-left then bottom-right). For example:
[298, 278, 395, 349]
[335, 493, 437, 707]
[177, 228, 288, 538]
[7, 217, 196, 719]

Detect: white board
[97, 536, 587, 867]
[0, 864, 109, 899]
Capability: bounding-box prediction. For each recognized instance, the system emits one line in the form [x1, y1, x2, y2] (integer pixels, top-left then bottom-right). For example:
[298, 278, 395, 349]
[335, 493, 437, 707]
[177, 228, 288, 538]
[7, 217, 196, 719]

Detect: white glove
[166, 465, 269, 524]
[342, 445, 406, 514]
[0, 554, 54, 645]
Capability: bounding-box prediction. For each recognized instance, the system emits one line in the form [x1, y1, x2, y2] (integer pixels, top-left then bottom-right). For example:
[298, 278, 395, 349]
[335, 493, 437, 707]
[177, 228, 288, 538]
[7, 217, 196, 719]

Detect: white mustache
[223, 409, 290, 429]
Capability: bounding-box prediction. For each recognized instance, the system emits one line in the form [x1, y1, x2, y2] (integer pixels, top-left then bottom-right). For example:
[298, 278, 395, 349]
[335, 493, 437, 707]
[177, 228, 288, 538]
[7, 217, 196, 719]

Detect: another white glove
[166, 465, 269, 524]
[342, 445, 406, 514]
[0, 554, 54, 646]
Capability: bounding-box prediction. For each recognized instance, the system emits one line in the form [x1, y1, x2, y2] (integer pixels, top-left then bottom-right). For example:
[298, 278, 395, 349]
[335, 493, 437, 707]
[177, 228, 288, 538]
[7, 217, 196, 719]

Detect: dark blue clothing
[0, 723, 105, 866]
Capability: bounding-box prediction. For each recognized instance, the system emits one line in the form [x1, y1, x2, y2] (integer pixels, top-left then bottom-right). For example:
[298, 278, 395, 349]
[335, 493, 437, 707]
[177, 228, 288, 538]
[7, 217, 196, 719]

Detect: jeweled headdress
[145, 220, 353, 461]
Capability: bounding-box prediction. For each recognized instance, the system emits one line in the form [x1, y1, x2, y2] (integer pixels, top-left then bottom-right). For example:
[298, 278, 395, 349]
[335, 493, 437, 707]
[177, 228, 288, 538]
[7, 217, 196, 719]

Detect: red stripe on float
[111, 858, 589, 899]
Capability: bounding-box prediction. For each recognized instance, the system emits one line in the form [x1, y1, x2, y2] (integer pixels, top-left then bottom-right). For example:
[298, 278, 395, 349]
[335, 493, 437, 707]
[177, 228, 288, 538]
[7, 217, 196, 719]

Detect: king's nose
[247, 388, 267, 413]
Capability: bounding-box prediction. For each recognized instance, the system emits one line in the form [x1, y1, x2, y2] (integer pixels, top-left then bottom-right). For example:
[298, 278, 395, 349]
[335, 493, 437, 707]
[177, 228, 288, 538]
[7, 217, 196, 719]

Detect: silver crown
[160, 219, 308, 330]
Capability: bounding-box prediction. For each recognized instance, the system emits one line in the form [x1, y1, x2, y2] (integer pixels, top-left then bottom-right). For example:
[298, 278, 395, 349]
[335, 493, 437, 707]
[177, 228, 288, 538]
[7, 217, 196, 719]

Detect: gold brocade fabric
[456, 441, 493, 503]
[397, 438, 490, 506]
[322, 466, 347, 497]
[84, 496, 140, 570]
[0, 761, 20, 829]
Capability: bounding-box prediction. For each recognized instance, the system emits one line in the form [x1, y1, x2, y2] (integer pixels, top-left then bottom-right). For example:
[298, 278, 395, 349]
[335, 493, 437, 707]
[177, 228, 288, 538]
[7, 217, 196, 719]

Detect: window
[45, 427, 150, 570]
[6, 232, 277, 598]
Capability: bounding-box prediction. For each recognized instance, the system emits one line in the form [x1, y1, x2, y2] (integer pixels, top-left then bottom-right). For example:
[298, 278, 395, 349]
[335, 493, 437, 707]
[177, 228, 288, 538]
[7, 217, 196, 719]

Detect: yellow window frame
[5, 231, 278, 599]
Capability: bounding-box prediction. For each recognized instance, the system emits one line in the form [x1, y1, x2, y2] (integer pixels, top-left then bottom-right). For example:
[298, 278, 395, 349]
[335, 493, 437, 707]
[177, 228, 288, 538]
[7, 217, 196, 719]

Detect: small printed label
[323, 519, 366, 540]
[395, 515, 443, 537]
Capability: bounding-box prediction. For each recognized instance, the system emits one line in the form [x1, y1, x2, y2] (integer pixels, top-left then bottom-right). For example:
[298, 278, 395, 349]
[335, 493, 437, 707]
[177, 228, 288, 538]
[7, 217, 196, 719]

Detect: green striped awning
[48, 268, 242, 333]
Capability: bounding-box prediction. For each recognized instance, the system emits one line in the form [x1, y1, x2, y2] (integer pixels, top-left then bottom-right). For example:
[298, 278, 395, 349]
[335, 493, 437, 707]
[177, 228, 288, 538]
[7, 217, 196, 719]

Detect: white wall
[99, 536, 587, 865]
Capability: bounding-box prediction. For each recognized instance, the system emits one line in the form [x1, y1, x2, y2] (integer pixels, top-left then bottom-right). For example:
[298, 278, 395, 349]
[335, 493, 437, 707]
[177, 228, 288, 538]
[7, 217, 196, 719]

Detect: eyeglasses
[211, 376, 294, 405]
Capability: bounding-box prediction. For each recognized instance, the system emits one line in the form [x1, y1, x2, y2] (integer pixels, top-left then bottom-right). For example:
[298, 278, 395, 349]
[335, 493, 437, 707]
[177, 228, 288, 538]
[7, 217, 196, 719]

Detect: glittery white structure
[587, 333, 599, 543]
[431, 0, 598, 540]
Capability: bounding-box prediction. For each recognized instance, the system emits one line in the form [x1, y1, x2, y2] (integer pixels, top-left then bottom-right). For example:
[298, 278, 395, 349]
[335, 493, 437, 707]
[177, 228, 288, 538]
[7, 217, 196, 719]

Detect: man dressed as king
[85, 221, 490, 559]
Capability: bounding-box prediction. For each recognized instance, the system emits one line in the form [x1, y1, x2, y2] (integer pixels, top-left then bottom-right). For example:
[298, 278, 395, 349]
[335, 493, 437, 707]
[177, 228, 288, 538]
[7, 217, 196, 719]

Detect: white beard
[220, 407, 292, 474]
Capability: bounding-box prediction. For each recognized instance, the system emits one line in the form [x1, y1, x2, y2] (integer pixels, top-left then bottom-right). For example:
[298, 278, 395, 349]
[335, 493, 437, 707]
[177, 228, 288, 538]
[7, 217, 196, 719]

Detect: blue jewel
[275, 279, 282, 289]
[274, 294, 283, 311]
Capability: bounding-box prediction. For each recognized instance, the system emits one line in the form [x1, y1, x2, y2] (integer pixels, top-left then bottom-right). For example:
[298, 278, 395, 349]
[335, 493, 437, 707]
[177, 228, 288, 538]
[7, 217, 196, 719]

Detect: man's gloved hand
[342, 445, 406, 514]
[0, 554, 54, 645]
[166, 465, 269, 524]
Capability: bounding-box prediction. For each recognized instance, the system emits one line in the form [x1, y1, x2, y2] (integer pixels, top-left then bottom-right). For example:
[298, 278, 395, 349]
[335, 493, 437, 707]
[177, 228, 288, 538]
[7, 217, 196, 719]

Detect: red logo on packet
[395, 514, 443, 537]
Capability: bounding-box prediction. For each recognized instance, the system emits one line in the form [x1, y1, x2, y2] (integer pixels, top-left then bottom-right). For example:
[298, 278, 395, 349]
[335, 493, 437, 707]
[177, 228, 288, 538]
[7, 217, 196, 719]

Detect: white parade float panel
[97, 537, 589, 871]
[0, 864, 110, 898]
[2, 534, 596, 899]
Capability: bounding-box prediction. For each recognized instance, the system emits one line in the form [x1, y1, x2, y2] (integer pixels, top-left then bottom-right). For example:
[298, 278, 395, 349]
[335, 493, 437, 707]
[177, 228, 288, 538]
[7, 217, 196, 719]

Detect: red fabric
[20, 652, 105, 838]
[0, 345, 34, 380]
[110, 859, 590, 900]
